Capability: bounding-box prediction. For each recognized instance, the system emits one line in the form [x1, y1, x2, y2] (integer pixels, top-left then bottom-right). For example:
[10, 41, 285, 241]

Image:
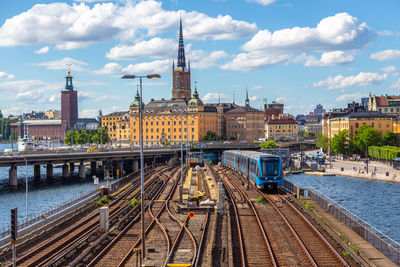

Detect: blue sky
[0, 0, 399, 118]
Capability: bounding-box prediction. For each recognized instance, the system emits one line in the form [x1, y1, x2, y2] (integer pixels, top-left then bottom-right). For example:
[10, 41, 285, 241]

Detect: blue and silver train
[222, 150, 283, 190]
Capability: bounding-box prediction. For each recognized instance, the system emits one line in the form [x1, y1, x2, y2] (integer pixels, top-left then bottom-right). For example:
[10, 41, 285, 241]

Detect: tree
[203, 131, 218, 141]
[77, 130, 89, 146]
[353, 125, 381, 154]
[331, 130, 353, 158]
[260, 140, 277, 149]
[91, 127, 110, 145]
[382, 131, 398, 146]
[64, 130, 79, 145]
[316, 133, 329, 152]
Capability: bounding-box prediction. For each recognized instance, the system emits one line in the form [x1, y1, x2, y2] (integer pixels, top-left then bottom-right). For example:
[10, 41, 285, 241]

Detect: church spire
[65, 65, 74, 91]
[245, 87, 249, 107]
[177, 16, 186, 70]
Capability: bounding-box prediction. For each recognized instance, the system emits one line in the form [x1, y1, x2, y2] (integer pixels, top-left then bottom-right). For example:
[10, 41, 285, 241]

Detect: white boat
[18, 135, 34, 151]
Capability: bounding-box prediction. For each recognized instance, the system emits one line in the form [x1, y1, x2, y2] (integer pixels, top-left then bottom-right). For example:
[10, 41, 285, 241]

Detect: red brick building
[61, 69, 78, 131]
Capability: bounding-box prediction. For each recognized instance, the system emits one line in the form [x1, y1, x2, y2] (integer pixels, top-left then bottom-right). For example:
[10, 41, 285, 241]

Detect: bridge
[1, 141, 315, 186]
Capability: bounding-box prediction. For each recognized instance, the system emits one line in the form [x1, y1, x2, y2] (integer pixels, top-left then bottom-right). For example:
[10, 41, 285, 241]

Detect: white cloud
[380, 65, 399, 77]
[122, 59, 170, 74]
[106, 38, 176, 60]
[35, 57, 88, 71]
[221, 52, 289, 72]
[251, 85, 263, 90]
[0, 1, 256, 49]
[242, 13, 371, 53]
[381, 65, 397, 73]
[249, 96, 259, 101]
[313, 72, 387, 90]
[370, 50, 400, 61]
[0, 79, 62, 92]
[49, 94, 60, 103]
[377, 30, 400, 37]
[79, 109, 98, 118]
[246, 0, 276, 6]
[202, 93, 226, 102]
[222, 12, 371, 71]
[390, 78, 400, 89]
[304, 50, 355, 67]
[78, 91, 90, 101]
[275, 97, 287, 103]
[92, 63, 123, 75]
[188, 49, 229, 69]
[95, 95, 124, 102]
[336, 92, 366, 102]
[0, 71, 15, 80]
[34, 46, 49, 54]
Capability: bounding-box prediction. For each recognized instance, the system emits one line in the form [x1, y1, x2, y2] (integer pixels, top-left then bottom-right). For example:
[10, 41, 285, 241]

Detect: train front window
[260, 158, 280, 176]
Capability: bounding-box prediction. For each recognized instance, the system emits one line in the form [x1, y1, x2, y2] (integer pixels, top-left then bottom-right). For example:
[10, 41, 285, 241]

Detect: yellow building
[101, 111, 128, 140]
[265, 115, 298, 140]
[329, 111, 393, 138]
[128, 88, 218, 146]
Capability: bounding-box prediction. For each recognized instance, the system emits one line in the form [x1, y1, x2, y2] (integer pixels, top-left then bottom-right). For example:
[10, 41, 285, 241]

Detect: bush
[368, 146, 400, 161]
[350, 244, 359, 254]
[256, 195, 266, 204]
[131, 198, 140, 208]
[97, 196, 110, 206]
[342, 250, 350, 257]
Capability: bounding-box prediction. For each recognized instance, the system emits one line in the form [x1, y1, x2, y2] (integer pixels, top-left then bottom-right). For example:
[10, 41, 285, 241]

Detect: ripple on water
[285, 173, 400, 244]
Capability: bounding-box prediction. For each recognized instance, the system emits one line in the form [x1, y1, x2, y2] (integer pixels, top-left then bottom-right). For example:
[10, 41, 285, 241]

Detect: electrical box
[99, 206, 109, 233]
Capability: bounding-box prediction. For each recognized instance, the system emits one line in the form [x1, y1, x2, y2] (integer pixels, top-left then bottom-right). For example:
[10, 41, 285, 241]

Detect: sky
[0, 0, 399, 118]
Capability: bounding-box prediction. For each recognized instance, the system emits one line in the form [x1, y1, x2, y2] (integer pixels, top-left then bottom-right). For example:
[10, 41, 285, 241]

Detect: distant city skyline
[0, 0, 399, 118]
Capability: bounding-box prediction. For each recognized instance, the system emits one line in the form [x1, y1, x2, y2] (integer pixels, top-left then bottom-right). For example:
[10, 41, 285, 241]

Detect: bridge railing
[304, 186, 400, 265]
[284, 180, 400, 265]
[0, 188, 98, 239]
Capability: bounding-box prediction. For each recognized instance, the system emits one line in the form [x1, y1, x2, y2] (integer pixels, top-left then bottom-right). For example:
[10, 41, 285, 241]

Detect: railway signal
[188, 211, 195, 218]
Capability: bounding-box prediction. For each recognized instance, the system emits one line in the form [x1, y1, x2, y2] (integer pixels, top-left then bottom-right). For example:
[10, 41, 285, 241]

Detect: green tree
[91, 127, 110, 145]
[260, 140, 278, 149]
[382, 131, 398, 146]
[316, 133, 329, 152]
[203, 131, 218, 141]
[64, 130, 79, 145]
[331, 130, 353, 158]
[77, 130, 89, 146]
[353, 125, 381, 154]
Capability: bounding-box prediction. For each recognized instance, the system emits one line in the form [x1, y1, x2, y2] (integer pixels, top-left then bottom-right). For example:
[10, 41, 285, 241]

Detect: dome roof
[130, 90, 144, 108]
[188, 87, 203, 106]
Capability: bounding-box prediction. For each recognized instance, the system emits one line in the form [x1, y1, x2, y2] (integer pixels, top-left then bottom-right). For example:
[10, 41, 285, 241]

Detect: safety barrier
[308, 189, 400, 265]
[0, 188, 97, 239]
[283, 180, 400, 266]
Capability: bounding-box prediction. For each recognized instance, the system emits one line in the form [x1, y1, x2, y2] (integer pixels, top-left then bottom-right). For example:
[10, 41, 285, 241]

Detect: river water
[0, 143, 105, 231]
[1, 142, 399, 245]
[286, 173, 400, 244]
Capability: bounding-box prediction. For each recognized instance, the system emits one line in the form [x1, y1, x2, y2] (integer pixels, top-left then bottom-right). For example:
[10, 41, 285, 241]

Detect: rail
[283, 180, 400, 266]
[309, 188, 400, 266]
[0, 188, 97, 239]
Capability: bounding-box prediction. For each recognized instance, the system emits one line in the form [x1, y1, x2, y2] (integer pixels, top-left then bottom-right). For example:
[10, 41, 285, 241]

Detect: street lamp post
[179, 108, 185, 204]
[121, 73, 160, 263]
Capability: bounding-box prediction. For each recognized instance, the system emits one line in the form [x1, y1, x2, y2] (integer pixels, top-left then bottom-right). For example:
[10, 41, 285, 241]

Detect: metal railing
[301, 184, 400, 266]
[0, 188, 97, 239]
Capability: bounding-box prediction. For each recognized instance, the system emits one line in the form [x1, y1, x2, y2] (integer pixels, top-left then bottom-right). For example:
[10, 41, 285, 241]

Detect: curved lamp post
[121, 73, 160, 263]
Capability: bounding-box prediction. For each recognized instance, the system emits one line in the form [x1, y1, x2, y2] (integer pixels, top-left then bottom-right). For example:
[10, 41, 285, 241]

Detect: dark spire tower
[245, 88, 250, 107]
[61, 68, 78, 132]
[172, 17, 191, 101]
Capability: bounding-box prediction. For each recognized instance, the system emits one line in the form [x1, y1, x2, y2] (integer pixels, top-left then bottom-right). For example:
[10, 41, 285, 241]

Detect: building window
[385, 108, 388, 112]
[168, 121, 170, 125]
[146, 122, 148, 126]
[174, 121, 176, 125]
[174, 128, 176, 132]
[151, 122, 153, 126]
[162, 121, 164, 126]
[391, 108, 394, 112]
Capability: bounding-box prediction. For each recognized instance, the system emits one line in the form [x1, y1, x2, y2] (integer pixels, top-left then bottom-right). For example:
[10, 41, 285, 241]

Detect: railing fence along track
[283, 180, 400, 266]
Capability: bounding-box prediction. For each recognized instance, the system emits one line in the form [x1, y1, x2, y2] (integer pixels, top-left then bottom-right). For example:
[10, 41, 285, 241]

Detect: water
[0, 143, 105, 230]
[286, 173, 400, 244]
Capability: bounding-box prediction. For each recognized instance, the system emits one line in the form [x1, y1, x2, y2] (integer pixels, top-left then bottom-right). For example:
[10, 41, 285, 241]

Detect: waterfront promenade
[325, 159, 400, 183]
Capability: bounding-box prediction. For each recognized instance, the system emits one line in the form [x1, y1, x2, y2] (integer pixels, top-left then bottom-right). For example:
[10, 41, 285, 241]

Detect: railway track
[218, 166, 351, 267]
[217, 168, 277, 267]
[8, 165, 170, 267]
[86, 166, 180, 266]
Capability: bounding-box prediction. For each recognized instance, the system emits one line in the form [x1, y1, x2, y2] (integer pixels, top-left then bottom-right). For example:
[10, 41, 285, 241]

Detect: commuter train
[222, 150, 283, 190]
[200, 153, 218, 164]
